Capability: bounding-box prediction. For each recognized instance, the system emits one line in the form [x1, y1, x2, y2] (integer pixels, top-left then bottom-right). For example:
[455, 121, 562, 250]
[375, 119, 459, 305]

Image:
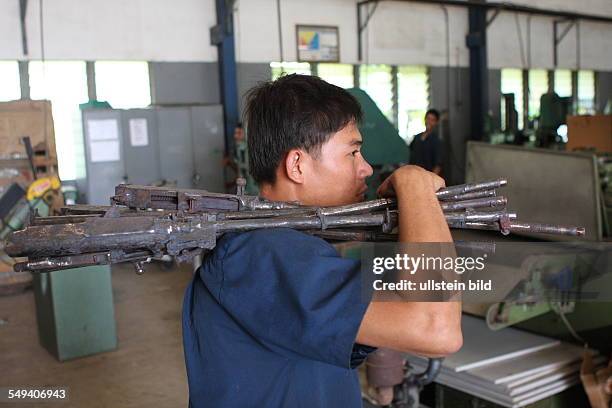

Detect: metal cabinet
[120, 109, 161, 186]
[157, 108, 194, 188]
[191, 105, 225, 193]
[80, 105, 224, 205]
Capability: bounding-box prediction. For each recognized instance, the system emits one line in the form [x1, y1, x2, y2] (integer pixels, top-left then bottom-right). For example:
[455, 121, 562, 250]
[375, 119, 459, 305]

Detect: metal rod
[449, 221, 585, 236]
[215, 213, 390, 233]
[439, 196, 507, 212]
[436, 179, 507, 199]
[505, 221, 585, 236]
[438, 189, 496, 202]
[444, 211, 517, 223]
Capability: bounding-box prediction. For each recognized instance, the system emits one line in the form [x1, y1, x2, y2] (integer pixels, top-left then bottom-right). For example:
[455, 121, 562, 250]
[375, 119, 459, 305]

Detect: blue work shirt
[182, 228, 374, 407]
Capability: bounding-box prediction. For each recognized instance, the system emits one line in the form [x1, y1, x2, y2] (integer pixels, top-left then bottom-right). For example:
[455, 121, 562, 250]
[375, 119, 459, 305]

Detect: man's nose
[359, 156, 374, 178]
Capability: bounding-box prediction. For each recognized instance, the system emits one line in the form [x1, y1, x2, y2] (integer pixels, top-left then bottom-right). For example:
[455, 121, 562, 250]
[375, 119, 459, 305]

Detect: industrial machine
[436, 142, 612, 408]
[0, 176, 61, 294]
[346, 88, 410, 199]
[494, 91, 572, 149]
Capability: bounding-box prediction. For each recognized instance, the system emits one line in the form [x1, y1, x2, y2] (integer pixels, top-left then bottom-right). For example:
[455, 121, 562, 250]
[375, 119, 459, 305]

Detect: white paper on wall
[90, 140, 121, 163]
[129, 118, 149, 147]
[87, 119, 119, 141]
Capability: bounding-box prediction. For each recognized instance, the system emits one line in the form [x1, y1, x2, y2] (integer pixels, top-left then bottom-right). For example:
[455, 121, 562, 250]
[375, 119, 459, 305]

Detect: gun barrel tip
[576, 227, 586, 236]
[499, 179, 508, 186]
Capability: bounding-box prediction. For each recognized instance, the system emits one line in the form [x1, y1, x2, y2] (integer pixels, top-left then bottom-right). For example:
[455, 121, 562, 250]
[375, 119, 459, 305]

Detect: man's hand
[377, 165, 445, 199]
[377, 165, 450, 243]
[356, 165, 462, 356]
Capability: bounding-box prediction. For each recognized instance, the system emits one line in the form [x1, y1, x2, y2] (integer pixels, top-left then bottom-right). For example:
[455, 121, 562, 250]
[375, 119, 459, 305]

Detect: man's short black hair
[425, 109, 440, 120]
[243, 74, 363, 184]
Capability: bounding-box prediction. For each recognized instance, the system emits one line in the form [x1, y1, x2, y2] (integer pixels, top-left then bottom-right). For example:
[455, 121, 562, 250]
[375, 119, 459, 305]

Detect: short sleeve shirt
[182, 228, 374, 407]
[409, 130, 442, 172]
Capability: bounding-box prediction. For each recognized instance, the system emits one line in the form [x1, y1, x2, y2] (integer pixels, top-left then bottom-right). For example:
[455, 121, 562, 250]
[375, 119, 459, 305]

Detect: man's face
[234, 127, 244, 142]
[425, 113, 439, 132]
[300, 121, 373, 206]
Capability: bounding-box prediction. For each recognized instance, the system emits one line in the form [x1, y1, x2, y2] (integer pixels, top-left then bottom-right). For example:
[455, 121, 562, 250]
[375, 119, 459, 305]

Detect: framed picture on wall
[296, 25, 340, 63]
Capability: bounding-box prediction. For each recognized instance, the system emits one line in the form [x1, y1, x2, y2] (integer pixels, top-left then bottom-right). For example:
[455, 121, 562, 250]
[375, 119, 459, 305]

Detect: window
[95, 61, 151, 109]
[359, 64, 394, 123]
[29, 61, 88, 181]
[554, 69, 572, 98]
[0, 61, 21, 101]
[317, 63, 354, 89]
[528, 69, 548, 121]
[501, 68, 524, 130]
[577, 70, 595, 114]
[397, 66, 429, 142]
[270, 62, 311, 80]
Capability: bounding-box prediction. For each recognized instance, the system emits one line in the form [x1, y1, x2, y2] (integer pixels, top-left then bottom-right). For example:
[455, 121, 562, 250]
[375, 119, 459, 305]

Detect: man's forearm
[395, 177, 452, 243]
[395, 175, 462, 355]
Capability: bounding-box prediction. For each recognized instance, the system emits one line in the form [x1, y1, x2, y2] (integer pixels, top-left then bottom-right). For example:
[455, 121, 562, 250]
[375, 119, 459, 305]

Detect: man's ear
[284, 148, 307, 184]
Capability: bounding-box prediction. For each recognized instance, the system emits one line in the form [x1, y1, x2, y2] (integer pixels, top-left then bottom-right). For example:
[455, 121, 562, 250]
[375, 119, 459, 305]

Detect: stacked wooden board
[406, 315, 601, 407]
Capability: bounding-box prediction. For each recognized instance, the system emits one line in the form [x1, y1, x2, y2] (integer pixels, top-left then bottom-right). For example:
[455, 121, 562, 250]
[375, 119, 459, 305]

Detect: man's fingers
[431, 173, 446, 192]
[377, 177, 395, 198]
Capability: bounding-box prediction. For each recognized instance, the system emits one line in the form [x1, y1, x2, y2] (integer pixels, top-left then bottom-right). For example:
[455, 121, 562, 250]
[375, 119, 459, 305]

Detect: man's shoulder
[412, 132, 425, 142]
[217, 228, 335, 257]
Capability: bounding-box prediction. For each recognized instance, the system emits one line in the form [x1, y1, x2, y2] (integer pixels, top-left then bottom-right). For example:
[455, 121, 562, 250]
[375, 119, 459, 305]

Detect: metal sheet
[408, 357, 582, 408]
[466, 142, 601, 240]
[467, 343, 586, 385]
[441, 315, 559, 372]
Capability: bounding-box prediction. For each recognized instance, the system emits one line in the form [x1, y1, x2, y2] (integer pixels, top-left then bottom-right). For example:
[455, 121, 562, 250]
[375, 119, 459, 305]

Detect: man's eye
[351, 150, 360, 156]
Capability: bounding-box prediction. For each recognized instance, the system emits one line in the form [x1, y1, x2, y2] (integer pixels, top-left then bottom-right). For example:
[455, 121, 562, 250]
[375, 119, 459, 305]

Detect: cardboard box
[0, 100, 57, 159]
[567, 114, 612, 153]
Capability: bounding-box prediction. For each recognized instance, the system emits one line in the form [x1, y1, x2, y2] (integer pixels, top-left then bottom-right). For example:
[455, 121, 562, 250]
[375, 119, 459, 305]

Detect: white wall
[0, 0, 217, 61]
[236, 0, 612, 70]
[0, 0, 610, 70]
[487, 12, 612, 70]
[233, 0, 469, 66]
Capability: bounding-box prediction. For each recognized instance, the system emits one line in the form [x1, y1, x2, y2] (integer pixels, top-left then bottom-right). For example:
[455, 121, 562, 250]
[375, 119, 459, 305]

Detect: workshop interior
[0, 0, 611, 407]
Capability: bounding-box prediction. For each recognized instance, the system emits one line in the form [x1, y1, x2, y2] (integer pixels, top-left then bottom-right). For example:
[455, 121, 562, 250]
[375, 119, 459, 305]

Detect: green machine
[346, 88, 410, 198]
[1, 177, 117, 361]
[33, 265, 117, 361]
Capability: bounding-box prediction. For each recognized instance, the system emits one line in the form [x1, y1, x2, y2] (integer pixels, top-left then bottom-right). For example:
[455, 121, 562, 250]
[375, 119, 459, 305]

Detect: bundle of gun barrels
[4, 178, 585, 273]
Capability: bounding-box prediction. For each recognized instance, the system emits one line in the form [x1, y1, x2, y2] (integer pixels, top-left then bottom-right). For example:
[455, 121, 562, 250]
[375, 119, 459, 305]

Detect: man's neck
[258, 182, 300, 203]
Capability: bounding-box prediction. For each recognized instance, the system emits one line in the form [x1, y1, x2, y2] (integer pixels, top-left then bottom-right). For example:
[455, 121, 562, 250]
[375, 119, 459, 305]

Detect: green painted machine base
[33, 265, 117, 361]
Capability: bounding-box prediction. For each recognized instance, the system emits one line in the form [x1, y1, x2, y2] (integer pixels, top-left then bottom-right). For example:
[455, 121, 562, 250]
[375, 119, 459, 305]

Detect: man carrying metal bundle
[181, 74, 463, 407]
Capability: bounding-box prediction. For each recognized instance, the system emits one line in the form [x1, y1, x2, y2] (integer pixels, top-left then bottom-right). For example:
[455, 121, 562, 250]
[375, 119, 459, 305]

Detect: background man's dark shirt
[409, 130, 441, 171]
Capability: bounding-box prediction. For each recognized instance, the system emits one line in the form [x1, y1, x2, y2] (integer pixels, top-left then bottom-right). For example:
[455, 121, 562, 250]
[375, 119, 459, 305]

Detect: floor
[0, 262, 194, 408]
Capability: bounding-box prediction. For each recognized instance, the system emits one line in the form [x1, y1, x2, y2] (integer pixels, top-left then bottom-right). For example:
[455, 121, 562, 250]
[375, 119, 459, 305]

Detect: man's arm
[355, 165, 462, 357]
